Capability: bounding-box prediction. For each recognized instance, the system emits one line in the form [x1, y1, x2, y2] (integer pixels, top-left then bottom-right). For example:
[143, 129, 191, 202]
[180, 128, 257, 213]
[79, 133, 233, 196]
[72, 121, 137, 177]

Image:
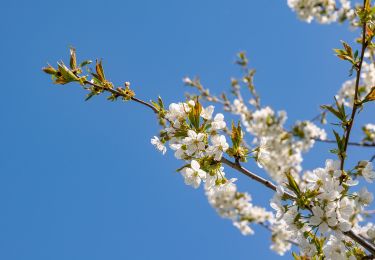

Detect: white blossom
[357, 187, 374, 206]
[309, 206, 337, 233]
[200, 105, 214, 120]
[181, 160, 207, 189]
[208, 135, 229, 161]
[358, 161, 375, 183]
[323, 235, 347, 260]
[255, 137, 272, 168]
[297, 236, 317, 257]
[211, 113, 226, 131]
[183, 130, 206, 156]
[151, 136, 166, 155]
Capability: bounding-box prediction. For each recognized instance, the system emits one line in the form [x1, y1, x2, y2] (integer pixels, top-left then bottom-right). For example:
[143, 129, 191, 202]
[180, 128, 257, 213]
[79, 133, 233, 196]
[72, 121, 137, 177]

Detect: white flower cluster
[268, 219, 293, 255]
[206, 178, 273, 236]
[151, 100, 275, 247]
[356, 160, 375, 183]
[150, 82, 373, 257]
[293, 120, 328, 151]
[287, 0, 354, 24]
[336, 61, 375, 107]
[231, 102, 326, 184]
[270, 159, 375, 259]
[323, 235, 356, 259]
[151, 101, 228, 163]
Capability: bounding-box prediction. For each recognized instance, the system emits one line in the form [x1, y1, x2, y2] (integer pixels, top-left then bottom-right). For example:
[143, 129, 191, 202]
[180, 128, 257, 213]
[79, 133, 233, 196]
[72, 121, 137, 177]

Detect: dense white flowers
[151, 100, 276, 243]
[47, 1, 375, 258]
[234, 105, 300, 183]
[232, 103, 326, 184]
[150, 92, 374, 258]
[149, 9, 375, 255]
[269, 220, 293, 255]
[148, 86, 374, 258]
[293, 121, 327, 150]
[206, 178, 272, 236]
[287, 0, 354, 24]
[323, 235, 348, 259]
[268, 159, 375, 258]
[336, 62, 375, 107]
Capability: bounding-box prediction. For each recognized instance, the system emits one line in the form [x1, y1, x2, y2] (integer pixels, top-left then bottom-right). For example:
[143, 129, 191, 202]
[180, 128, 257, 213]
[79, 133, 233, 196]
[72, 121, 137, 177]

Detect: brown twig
[84, 80, 159, 114]
[340, 7, 369, 170]
[220, 157, 296, 200]
[314, 138, 375, 147]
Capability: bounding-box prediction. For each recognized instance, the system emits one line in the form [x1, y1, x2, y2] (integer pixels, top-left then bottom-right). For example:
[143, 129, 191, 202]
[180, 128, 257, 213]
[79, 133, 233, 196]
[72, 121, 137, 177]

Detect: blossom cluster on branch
[287, 0, 355, 24]
[43, 0, 375, 259]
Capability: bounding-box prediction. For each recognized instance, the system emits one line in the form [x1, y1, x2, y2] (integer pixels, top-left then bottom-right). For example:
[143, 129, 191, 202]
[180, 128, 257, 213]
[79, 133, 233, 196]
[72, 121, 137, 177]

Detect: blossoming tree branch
[43, 0, 375, 259]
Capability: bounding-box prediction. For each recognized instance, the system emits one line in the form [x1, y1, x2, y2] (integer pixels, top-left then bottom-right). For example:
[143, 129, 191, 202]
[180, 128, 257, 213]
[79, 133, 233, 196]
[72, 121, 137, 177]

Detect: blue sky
[0, 0, 374, 259]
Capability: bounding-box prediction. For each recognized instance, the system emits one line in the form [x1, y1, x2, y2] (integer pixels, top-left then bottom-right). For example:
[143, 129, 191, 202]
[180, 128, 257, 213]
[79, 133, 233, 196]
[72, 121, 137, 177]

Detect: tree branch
[221, 156, 375, 254]
[220, 157, 296, 199]
[118, 88, 375, 254]
[340, 9, 369, 170]
[314, 138, 375, 148]
[84, 80, 159, 114]
[345, 230, 375, 255]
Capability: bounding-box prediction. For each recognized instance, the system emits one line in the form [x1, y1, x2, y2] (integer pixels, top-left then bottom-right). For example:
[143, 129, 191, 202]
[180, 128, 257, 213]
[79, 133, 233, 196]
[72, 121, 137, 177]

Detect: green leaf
[85, 91, 97, 101]
[321, 105, 342, 121]
[176, 163, 190, 172]
[333, 130, 343, 150]
[285, 172, 300, 196]
[79, 60, 92, 67]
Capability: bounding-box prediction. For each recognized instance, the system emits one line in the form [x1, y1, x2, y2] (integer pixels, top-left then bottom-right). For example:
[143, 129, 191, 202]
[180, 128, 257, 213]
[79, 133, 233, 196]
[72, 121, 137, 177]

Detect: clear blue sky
[1, 1, 374, 259]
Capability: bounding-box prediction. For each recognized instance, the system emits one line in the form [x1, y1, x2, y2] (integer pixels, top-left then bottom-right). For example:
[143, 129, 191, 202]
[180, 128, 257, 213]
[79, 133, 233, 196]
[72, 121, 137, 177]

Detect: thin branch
[345, 230, 375, 256]
[84, 80, 159, 114]
[332, 1, 375, 255]
[220, 157, 296, 200]
[52, 53, 375, 255]
[113, 88, 375, 254]
[340, 10, 369, 170]
[131, 96, 159, 114]
[220, 157, 375, 254]
[370, 154, 375, 162]
[314, 138, 375, 148]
